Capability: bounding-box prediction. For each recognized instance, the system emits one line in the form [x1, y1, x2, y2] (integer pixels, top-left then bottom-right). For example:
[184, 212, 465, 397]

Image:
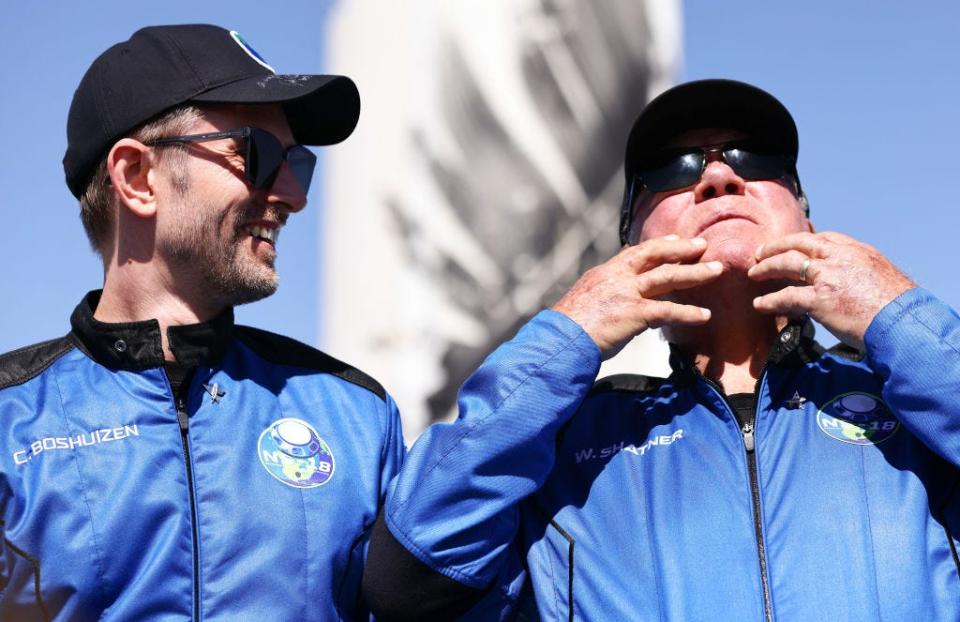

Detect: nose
[266, 161, 308, 213]
[693, 155, 746, 202]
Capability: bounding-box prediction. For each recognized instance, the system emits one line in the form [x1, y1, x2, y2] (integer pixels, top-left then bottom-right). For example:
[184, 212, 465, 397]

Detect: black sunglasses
[619, 142, 802, 244]
[637, 142, 796, 193]
[146, 127, 317, 194]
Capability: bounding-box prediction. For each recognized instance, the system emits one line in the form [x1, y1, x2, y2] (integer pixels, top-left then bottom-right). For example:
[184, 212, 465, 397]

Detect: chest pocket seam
[51, 364, 112, 610]
[2, 526, 51, 622]
[546, 519, 574, 622]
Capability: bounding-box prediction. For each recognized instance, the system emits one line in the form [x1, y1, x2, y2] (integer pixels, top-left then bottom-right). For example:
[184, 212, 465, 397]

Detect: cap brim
[624, 79, 798, 179]
[191, 74, 360, 145]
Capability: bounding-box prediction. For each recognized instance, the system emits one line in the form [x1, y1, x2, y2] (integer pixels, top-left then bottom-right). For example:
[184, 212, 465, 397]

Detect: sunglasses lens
[639, 152, 704, 192]
[286, 147, 317, 194]
[723, 148, 792, 181]
[247, 129, 316, 194]
[246, 128, 284, 189]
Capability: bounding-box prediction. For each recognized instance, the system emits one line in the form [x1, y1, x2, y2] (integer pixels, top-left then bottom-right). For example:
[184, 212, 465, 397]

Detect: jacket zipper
[740, 419, 772, 622]
[175, 385, 201, 621]
[750, 368, 773, 622]
[700, 372, 774, 622]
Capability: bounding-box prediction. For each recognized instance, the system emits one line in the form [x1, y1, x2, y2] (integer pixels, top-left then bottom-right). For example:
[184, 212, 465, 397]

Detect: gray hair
[78, 105, 203, 256]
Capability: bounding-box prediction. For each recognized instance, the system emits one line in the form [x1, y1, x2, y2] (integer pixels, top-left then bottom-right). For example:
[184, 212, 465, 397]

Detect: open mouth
[243, 224, 279, 245]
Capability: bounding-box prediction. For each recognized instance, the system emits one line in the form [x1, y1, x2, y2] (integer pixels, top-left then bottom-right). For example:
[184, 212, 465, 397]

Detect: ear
[800, 197, 815, 233]
[107, 139, 157, 219]
[624, 189, 655, 246]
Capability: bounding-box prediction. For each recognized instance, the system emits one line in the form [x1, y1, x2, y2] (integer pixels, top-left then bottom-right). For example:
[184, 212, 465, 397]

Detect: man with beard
[0, 25, 403, 620]
[364, 80, 960, 620]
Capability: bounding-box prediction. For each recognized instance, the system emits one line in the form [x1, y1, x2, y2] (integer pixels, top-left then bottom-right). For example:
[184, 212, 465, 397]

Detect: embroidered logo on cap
[817, 392, 899, 445]
[229, 30, 275, 72]
[258, 418, 335, 488]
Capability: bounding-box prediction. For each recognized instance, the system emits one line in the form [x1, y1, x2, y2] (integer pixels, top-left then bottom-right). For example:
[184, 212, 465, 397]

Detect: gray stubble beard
[160, 172, 280, 309]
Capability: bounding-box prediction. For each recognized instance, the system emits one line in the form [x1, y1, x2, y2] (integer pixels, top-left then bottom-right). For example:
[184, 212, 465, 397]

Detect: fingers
[755, 232, 830, 261]
[642, 300, 712, 328]
[747, 250, 813, 283]
[818, 231, 857, 245]
[753, 286, 817, 317]
[552, 234, 719, 359]
[639, 260, 724, 298]
[623, 235, 708, 273]
[750, 230, 916, 350]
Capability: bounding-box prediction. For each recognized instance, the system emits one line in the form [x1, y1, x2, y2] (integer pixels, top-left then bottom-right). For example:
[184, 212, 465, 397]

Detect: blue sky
[2, 2, 958, 353]
[681, 1, 960, 328]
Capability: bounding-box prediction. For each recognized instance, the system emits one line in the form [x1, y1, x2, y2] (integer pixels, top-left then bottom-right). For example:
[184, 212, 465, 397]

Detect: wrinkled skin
[553, 128, 914, 357]
[749, 231, 915, 349]
[552, 235, 721, 360]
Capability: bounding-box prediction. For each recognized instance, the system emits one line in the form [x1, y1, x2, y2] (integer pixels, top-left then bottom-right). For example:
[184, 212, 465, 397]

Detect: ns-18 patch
[816, 392, 899, 445]
[258, 418, 335, 488]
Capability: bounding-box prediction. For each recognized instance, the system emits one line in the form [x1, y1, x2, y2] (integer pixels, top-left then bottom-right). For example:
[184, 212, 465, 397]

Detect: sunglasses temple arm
[619, 177, 638, 246]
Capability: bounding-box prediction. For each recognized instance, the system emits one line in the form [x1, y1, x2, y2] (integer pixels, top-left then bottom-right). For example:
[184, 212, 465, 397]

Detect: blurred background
[3, 1, 958, 440]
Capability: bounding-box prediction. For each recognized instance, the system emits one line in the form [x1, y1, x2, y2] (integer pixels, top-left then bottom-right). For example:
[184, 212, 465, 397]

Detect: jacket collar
[69, 290, 234, 370]
[668, 317, 824, 384]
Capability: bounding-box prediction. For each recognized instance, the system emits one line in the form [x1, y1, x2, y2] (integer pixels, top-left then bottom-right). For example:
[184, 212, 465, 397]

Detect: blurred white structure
[323, 0, 681, 441]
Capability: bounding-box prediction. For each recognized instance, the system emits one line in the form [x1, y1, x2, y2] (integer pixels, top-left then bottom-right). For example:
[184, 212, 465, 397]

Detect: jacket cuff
[864, 287, 960, 379]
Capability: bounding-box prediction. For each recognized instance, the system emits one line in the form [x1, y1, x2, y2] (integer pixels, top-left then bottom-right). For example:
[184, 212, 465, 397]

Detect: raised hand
[552, 235, 724, 359]
[749, 231, 915, 349]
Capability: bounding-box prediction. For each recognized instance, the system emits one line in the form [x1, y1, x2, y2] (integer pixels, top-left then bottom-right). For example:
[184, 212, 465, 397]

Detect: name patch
[574, 429, 685, 464]
[12, 425, 141, 466]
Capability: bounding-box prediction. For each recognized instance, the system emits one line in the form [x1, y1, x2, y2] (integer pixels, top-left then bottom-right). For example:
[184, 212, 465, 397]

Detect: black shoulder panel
[233, 326, 386, 401]
[589, 373, 667, 396]
[0, 335, 75, 390]
[826, 342, 865, 362]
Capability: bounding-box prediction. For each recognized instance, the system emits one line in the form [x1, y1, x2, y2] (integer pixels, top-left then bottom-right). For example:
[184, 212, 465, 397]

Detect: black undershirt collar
[667, 318, 823, 426]
[727, 392, 757, 429]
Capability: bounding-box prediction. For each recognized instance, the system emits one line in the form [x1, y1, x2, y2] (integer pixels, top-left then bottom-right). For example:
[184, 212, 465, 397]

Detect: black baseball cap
[619, 79, 802, 243]
[64, 24, 361, 198]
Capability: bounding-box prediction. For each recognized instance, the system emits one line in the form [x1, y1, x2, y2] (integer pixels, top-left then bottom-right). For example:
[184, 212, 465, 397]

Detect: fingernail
[752, 296, 761, 307]
[707, 261, 723, 272]
[700, 308, 711, 319]
[664, 234, 680, 240]
[755, 244, 764, 258]
[691, 237, 707, 247]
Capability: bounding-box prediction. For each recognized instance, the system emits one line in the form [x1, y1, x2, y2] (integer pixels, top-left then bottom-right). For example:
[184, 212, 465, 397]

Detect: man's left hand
[748, 231, 915, 349]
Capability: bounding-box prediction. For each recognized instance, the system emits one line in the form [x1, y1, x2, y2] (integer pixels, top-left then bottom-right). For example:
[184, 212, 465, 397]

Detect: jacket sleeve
[378, 394, 406, 501]
[363, 310, 601, 619]
[865, 287, 960, 465]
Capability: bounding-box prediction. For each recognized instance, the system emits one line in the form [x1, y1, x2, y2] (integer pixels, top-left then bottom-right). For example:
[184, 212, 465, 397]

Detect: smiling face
[628, 128, 810, 272]
[152, 104, 308, 307]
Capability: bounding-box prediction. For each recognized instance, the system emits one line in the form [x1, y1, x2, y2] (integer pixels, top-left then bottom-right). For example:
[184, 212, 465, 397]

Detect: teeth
[245, 225, 278, 243]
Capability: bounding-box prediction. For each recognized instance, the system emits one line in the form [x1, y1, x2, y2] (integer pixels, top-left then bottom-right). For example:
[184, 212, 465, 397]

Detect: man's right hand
[552, 235, 723, 360]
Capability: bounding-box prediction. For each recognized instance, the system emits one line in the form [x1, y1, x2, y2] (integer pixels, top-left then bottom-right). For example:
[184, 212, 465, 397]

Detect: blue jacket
[1, 292, 404, 621]
[368, 288, 960, 620]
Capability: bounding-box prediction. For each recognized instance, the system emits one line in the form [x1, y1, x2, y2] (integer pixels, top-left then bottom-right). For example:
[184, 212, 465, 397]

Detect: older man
[364, 80, 960, 620]
[0, 25, 403, 620]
